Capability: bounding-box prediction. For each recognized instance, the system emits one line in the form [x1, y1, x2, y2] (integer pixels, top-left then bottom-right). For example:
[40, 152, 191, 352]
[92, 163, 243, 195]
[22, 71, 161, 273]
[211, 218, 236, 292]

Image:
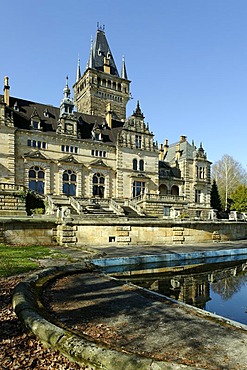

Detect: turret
[60, 76, 74, 117]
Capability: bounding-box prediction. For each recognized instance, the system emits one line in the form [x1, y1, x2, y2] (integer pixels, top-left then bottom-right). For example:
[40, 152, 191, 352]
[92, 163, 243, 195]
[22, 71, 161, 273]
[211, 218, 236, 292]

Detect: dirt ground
[0, 275, 85, 369]
[43, 271, 247, 370]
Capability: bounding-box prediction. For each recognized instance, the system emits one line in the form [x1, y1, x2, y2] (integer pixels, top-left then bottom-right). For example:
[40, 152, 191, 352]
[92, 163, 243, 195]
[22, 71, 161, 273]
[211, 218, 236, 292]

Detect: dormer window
[14, 101, 20, 111]
[31, 119, 41, 130]
[43, 109, 50, 118]
[92, 130, 102, 141]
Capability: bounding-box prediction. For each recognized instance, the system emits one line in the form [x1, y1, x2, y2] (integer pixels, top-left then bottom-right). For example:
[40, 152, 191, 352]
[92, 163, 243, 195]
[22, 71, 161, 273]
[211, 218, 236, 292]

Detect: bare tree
[212, 155, 247, 211]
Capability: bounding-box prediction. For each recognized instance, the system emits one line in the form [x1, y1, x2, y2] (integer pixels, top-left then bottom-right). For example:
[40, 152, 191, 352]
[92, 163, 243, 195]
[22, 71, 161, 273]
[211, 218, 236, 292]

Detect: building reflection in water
[114, 260, 247, 310]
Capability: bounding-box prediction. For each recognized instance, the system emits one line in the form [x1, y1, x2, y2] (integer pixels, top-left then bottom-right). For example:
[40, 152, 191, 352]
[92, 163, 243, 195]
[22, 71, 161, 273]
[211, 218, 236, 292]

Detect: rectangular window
[195, 190, 201, 203]
[32, 120, 39, 129]
[75, 147, 78, 154]
[135, 135, 142, 149]
[91, 149, 106, 157]
[164, 206, 171, 216]
[28, 139, 46, 148]
[132, 181, 145, 197]
[61, 145, 65, 152]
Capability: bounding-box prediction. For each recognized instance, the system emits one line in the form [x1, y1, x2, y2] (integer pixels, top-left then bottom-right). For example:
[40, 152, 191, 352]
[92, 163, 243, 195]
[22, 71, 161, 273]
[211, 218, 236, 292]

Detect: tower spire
[88, 36, 94, 69]
[76, 56, 81, 82]
[121, 55, 128, 79]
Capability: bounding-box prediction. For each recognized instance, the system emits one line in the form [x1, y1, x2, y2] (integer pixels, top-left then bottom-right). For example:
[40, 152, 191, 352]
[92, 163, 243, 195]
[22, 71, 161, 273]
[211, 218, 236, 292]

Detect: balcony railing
[133, 193, 185, 203]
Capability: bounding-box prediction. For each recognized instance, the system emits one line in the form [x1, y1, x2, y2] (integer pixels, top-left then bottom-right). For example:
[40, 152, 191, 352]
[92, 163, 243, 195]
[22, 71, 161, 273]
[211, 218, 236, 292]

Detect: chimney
[105, 102, 112, 128]
[159, 143, 164, 160]
[4, 76, 10, 106]
[180, 135, 186, 143]
[175, 143, 181, 160]
[164, 139, 169, 152]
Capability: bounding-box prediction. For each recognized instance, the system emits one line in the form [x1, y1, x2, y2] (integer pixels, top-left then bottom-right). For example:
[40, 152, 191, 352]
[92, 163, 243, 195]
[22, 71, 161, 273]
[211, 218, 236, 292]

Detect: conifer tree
[210, 179, 222, 211]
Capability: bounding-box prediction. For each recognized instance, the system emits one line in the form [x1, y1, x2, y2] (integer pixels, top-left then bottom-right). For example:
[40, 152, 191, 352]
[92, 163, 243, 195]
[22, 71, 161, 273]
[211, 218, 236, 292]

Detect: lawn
[0, 244, 58, 277]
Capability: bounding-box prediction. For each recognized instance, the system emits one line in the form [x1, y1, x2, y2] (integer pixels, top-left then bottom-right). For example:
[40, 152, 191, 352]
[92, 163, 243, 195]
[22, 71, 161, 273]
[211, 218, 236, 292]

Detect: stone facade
[0, 26, 212, 219]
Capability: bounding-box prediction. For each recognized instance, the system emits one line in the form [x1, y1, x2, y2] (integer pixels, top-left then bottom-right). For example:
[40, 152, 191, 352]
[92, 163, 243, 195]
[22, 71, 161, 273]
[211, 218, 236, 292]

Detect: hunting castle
[0, 26, 212, 219]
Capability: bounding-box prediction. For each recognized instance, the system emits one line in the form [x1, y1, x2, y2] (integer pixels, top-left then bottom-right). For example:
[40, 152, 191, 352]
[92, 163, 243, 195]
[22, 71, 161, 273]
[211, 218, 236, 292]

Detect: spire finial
[63, 76, 70, 98]
[88, 36, 94, 69]
[133, 100, 144, 118]
[76, 55, 81, 82]
[121, 55, 128, 79]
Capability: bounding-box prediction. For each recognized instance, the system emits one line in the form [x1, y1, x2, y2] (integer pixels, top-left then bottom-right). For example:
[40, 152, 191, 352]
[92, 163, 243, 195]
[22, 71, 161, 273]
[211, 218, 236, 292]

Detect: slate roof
[0, 94, 124, 146]
[165, 140, 197, 163]
[90, 29, 119, 76]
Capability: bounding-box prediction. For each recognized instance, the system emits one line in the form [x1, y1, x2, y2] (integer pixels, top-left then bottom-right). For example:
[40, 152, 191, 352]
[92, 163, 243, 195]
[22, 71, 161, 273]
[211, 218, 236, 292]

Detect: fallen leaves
[0, 276, 85, 369]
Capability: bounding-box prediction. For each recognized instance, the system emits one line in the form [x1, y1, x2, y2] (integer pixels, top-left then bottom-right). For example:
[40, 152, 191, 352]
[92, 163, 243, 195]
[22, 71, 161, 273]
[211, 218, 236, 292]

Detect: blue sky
[1, 0, 247, 167]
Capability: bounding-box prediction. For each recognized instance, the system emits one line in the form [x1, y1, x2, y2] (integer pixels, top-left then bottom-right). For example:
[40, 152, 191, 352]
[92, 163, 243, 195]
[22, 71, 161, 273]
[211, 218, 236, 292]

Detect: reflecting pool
[110, 258, 247, 325]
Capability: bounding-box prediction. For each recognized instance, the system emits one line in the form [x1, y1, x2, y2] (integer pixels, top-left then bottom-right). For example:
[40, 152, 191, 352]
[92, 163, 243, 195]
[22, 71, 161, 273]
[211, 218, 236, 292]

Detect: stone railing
[0, 183, 26, 192]
[69, 197, 82, 215]
[125, 198, 146, 216]
[109, 199, 125, 216]
[132, 193, 185, 204]
[45, 195, 57, 215]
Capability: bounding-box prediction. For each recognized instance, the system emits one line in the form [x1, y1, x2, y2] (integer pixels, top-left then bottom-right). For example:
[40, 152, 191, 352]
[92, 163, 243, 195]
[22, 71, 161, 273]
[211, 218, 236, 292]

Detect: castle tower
[73, 25, 131, 120]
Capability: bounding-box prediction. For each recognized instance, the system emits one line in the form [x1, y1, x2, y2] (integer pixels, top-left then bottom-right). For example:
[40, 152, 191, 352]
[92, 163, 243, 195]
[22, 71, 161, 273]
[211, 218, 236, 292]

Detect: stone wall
[0, 217, 247, 246]
[73, 219, 247, 247]
[0, 218, 57, 245]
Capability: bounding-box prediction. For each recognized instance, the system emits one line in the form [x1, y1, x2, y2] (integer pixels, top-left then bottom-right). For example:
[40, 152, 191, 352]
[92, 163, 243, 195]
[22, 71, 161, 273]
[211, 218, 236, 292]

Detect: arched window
[139, 159, 144, 171]
[29, 166, 45, 194]
[102, 79, 106, 87]
[63, 169, 76, 196]
[133, 158, 137, 171]
[159, 184, 168, 195]
[93, 173, 105, 198]
[171, 185, 179, 196]
[113, 81, 116, 90]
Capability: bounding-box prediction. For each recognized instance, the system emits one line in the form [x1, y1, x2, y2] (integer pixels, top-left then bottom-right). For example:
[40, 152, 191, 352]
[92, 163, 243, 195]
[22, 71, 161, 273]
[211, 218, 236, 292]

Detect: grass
[0, 244, 61, 277]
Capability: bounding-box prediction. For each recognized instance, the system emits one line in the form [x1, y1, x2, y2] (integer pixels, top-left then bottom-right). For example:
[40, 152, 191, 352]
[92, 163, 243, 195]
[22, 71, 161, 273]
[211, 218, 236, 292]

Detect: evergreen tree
[210, 179, 222, 211]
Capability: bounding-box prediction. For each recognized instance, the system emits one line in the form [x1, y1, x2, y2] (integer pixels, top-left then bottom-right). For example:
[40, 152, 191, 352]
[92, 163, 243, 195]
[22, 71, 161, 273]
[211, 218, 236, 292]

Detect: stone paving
[14, 240, 247, 369]
[44, 268, 247, 369]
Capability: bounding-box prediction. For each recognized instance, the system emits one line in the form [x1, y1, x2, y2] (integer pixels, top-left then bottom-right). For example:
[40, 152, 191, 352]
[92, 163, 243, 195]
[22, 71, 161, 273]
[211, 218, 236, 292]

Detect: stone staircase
[46, 195, 121, 219]
[122, 206, 142, 218]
